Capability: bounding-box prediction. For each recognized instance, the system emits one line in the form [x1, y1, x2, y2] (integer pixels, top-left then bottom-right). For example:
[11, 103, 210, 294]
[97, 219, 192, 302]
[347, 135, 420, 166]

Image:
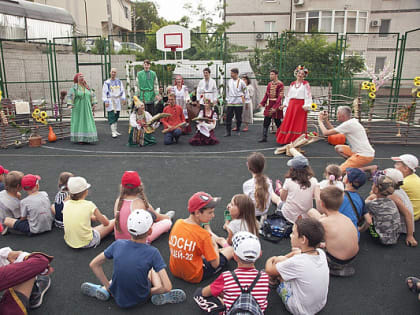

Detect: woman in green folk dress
[67, 73, 98, 143]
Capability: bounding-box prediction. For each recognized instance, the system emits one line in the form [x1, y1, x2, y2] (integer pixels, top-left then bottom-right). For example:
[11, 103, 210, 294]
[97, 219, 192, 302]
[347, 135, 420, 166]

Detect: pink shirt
[114, 199, 138, 240]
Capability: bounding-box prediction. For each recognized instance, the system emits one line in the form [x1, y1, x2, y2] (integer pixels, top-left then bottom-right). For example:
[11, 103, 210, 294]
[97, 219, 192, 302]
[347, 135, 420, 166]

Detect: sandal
[406, 277, 420, 293]
[275, 179, 282, 196]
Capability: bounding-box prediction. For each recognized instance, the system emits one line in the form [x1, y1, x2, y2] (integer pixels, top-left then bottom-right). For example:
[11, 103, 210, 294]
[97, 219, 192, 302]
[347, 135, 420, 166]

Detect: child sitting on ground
[0, 165, 8, 192]
[63, 176, 115, 249]
[221, 194, 259, 246]
[0, 171, 23, 234]
[242, 152, 274, 225]
[271, 155, 318, 223]
[194, 232, 269, 314]
[82, 209, 186, 308]
[365, 174, 401, 245]
[128, 100, 159, 146]
[315, 164, 343, 210]
[265, 217, 329, 315]
[169, 192, 234, 283]
[309, 186, 359, 276]
[338, 168, 367, 237]
[383, 168, 417, 246]
[3, 174, 53, 236]
[114, 171, 174, 243]
[51, 172, 73, 229]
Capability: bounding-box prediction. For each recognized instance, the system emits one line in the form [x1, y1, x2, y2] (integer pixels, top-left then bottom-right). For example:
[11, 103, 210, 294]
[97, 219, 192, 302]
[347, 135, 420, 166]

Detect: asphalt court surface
[1, 121, 419, 314]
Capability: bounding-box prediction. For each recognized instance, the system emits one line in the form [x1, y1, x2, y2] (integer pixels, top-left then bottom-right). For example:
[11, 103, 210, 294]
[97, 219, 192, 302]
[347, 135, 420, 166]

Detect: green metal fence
[0, 30, 418, 120]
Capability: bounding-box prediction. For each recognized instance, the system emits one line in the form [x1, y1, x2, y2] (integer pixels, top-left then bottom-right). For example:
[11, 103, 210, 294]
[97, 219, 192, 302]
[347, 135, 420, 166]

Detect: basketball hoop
[156, 25, 191, 60]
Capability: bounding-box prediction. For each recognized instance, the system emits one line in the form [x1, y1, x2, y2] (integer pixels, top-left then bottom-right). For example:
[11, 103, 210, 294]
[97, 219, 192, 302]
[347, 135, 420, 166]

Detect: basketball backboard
[156, 25, 190, 52]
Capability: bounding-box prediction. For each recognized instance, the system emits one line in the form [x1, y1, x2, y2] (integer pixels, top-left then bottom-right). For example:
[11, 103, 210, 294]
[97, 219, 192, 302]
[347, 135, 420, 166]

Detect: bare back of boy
[320, 213, 359, 260]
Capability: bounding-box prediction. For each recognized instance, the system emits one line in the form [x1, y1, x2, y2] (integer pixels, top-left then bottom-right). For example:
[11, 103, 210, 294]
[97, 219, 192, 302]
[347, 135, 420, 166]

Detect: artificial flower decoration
[369, 92, 376, 99]
[40, 111, 48, 119]
[31, 112, 37, 119]
[0, 90, 2, 103]
[40, 118, 47, 125]
[417, 91, 420, 98]
[361, 81, 370, 90]
[415, 81, 420, 87]
[311, 103, 317, 111]
[370, 86, 377, 93]
[33, 108, 41, 115]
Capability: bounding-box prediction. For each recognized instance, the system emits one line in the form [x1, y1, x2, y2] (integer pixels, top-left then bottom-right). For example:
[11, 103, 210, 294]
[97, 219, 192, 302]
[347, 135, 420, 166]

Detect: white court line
[41, 145, 279, 155]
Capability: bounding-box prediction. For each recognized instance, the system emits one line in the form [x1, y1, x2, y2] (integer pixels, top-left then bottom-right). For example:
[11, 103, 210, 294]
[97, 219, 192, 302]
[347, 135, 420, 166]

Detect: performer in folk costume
[189, 99, 219, 146]
[197, 67, 218, 106]
[67, 73, 98, 143]
[161, 93, 186, 145]
[276, 65, 312, 144]
[171, 75, 191, 134]
[137, 59, 159, 115]
[225, 68, 246, 137]
[241, 75, 254, 132]
[258, 69, 284, 142]
[102, 68, 126, 138]
[128, 98, 158, 147]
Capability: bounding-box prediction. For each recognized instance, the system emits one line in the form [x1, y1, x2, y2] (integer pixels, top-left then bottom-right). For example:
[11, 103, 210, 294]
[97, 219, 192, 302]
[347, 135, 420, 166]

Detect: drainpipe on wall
[289, 0, 293, 30]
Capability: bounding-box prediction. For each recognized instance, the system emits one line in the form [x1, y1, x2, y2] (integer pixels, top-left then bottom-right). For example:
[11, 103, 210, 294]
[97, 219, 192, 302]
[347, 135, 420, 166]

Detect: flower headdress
[294, 65, 309, 78]
[174, 75, 184, 87]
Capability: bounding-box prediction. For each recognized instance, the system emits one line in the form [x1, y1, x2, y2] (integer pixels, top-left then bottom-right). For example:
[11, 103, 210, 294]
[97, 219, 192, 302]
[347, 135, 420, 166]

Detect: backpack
[227, 270, 263, 315]
[259, 213, 293, 243]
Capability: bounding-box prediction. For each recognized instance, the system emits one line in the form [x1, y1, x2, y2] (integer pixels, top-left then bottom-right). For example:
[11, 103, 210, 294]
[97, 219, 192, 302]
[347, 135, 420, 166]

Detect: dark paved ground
[1, 121, 419, 315]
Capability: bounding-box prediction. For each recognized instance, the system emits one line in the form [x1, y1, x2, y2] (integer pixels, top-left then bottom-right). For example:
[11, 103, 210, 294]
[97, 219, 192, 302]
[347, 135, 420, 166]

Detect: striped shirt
[210, 268, 269, 312]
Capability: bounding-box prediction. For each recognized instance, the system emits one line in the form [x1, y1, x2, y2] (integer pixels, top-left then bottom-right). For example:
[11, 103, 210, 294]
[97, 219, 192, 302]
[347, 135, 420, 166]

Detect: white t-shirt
[281, 177, 318, 223]
[227, 219, 250, 235]
[394, 189, 415, 234]
[319, 179, 344, 191]
[276, 249, 329, 315]
[335, 118, 375, 157]
[242, 177, 274, 216]
[0, 190, 20, 223]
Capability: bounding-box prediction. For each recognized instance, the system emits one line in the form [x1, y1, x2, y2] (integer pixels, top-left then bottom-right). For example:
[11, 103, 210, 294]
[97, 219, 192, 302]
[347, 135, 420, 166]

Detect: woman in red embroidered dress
[276, 66, 313, 144]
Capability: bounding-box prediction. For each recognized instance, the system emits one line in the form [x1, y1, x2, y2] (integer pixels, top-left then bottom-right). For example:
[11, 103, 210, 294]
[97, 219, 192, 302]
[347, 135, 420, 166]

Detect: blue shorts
[201, 253, 228, 281]
[13, 219, 32, 236]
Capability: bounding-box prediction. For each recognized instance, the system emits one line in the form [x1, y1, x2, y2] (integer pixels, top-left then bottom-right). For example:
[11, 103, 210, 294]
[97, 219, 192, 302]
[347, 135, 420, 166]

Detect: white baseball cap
[67, 176, 91, 194]
[232, 231, 261, 263]
[391, 154, 418, 172]
[127, 209, 153, 236]
[384, 168, 404, 185]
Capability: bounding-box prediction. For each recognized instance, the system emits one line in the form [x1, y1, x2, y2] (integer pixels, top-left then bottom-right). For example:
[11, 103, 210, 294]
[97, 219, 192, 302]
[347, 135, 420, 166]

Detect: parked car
[120, 42, 145, 53]
[85, 39, 122, 53]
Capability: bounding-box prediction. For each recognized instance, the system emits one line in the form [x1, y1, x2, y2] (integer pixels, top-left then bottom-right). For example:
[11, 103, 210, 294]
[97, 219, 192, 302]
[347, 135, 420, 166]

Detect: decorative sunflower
[32, 112, 37, 119]
[415, 81, 420, 87]
[35, 117, 42, 123]
[361, 81, 370, 90]
[40, 111, 48, 119]
[369, 92, 376, 99]
[370, 86, 377, 93]
[33, 108, 41, 115]
[40, 118, 47, 125]
[311, 103, 317, 111]
[417, 91, 420, 98]
[414, 76, 420, 82]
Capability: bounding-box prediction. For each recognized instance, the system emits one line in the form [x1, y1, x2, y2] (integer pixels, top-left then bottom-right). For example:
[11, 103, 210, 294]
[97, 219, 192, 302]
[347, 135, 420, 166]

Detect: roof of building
[0, 0, 74, 25]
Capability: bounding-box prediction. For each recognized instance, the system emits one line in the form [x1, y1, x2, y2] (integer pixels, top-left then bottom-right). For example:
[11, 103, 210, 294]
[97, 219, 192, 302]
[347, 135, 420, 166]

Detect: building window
[294, 10, 368, 34]
[124, 6, 129, 19]
[375, 57, 386, 73]
[264, 21, 276, 33]
[379, 19, 391, 37]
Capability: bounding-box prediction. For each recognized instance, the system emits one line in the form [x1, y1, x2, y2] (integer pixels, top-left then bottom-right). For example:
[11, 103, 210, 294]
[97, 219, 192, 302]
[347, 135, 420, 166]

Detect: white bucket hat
[67, 176, 91, 194]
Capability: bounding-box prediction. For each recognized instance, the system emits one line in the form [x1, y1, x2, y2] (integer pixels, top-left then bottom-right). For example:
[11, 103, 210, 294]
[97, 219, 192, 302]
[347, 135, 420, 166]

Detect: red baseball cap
[121, 171, 142, 189]
[0, 166, 9, 175]
[188, 192, 220, 213]
[21, 174, 41, 190]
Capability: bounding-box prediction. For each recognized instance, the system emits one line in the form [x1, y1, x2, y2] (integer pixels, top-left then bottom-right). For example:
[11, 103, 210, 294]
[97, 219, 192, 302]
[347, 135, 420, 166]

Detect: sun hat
[67, 176, 91, 194]
[232, 231, 261, 263]
[188, 192, 220, 213]
[127, 209, 153, 236]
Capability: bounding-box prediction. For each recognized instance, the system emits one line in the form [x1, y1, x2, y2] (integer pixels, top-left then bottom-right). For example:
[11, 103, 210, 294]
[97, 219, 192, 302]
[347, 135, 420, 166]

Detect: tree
[131, 1, 165, 32]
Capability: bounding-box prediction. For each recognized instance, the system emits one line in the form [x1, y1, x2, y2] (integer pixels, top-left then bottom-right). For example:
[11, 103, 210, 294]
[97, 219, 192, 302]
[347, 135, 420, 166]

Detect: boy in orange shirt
[169, 192, 234, 283]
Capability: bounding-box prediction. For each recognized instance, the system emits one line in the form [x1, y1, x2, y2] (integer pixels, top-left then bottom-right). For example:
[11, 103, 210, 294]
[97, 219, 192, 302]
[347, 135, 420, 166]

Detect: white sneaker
[164, 211, 175, 219]
[111, 124, 117, 138]
[115, 123, 122, 136]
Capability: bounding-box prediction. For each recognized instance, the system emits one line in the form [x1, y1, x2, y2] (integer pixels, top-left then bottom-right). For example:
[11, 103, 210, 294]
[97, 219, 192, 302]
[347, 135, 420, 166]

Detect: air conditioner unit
[294, 0, 304, 6]
[256, 33, 264, 41]
[371, 20, 381, 27]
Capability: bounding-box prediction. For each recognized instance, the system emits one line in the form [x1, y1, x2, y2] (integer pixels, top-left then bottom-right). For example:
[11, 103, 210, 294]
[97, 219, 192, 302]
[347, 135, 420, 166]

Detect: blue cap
[287, 155, 309, 169]
[346, 168, 366, 189]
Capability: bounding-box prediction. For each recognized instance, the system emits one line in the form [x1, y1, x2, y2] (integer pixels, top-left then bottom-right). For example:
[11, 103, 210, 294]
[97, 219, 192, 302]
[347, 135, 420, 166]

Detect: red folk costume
[260, 80, 284, 119]
[276, 80, 312, 144]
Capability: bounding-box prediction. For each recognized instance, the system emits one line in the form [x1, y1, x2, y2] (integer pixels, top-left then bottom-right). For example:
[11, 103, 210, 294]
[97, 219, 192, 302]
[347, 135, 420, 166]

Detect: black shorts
[201, 253, 228, 281]
[13, 219, 32, 236]
[326, 251, 356, 265]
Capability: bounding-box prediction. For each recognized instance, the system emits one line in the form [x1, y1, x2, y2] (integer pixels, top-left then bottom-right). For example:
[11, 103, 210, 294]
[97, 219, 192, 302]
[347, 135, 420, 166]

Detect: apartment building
[29, 0, 132, 36]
